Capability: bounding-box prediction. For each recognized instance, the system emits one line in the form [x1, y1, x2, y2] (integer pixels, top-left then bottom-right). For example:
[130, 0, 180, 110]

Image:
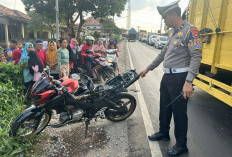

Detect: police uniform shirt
[147, 20, 202, 81]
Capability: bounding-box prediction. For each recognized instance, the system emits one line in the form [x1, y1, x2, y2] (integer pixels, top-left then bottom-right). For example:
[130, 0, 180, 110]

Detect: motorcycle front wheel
[102, 68, 116, 81]
[105, 93, 136, 122]
[10, 111, 51, 137]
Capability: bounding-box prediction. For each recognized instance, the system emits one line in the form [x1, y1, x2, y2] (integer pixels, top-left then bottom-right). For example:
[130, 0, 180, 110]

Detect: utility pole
[160, 17, 162, 34]
[126, 0, 131, 30]
[56, 0, 59, 39]
[137, 26, 140, 32]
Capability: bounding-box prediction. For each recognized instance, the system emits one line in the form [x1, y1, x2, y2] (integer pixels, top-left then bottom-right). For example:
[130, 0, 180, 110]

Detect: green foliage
[26, 11, 54, 33]
[0, 63, 37, 156]
[22, 0, 127, 37]
[100, 17, 122, 35]
[93, 31, 101, 39]
[0, 63, 24, 90]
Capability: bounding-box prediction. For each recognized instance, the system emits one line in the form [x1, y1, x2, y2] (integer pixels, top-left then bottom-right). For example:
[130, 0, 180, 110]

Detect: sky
[0, 0, 190, 32]
[115, 0, 190, 32]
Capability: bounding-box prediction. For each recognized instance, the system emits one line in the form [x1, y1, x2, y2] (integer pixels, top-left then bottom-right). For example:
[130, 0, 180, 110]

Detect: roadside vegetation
[0, 63, 38, 156]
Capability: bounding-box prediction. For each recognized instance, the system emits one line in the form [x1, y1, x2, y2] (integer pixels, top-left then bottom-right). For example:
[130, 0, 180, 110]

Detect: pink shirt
[93, 44, 106, 53]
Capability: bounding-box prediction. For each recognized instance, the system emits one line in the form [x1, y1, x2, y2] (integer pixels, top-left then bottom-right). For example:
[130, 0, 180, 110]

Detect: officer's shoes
[167, 144, 188, 156]
[148, 132, 170, 141]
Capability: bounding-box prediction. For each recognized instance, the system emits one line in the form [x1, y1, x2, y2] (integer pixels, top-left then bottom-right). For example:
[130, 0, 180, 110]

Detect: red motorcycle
[10, 67, 139, 137]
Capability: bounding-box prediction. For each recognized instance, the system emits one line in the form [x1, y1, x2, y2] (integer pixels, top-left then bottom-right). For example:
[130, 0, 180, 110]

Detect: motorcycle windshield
[106, 49, 117, 54]
[31, 77, 51, 94]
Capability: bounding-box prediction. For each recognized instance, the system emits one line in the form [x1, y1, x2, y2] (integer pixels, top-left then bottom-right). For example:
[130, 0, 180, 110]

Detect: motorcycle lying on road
[10, 67, 139, 137]
[81, 52, 116, 82]
[105, 49, 118, 71]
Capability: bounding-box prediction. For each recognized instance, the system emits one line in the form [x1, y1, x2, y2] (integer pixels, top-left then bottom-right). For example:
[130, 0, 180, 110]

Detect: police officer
[139, 0, 202, 156]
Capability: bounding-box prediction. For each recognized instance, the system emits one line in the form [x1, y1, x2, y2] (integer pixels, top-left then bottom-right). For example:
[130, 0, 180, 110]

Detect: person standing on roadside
[139, 0, 202, 156]
[35, 39, 46, 68]
[17, 41, 24, 53]
[57, 38, 69, 78]
[46, 41, 58, 78]
[67, 38, 79, 73]
[19, 43, 34, 90]
[6, 39, 18, 62]
[28, 48, 43, 82]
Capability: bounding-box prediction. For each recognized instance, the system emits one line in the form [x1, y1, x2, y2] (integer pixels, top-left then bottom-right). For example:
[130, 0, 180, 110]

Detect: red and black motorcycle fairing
[10, 69, 139, 137]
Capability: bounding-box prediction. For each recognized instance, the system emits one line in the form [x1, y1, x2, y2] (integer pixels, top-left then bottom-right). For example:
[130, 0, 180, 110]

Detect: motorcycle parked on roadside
[105, 49, 118, 71]
[10, 67, 139, 138]
[81, 52, 116, 82]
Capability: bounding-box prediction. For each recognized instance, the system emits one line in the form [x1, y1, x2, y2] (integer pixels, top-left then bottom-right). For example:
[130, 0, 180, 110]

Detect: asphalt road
[37, 40, 232, 157]
[125, 40, 232, 157]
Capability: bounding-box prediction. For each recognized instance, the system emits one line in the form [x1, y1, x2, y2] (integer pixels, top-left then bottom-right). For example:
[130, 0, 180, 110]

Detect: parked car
[142, 34, 147, 43]
[148, 35, 157, 46]
[154, 36, 168, 49]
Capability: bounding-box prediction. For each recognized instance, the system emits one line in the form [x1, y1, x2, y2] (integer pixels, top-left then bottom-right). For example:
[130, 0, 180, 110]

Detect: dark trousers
[159, 72, 188, 147]
[84, 61, 94, 78]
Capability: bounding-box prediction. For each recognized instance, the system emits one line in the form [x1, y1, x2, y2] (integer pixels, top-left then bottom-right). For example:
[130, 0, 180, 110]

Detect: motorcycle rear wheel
[10, 111, 51, 137]
[105, 93, 136, 122]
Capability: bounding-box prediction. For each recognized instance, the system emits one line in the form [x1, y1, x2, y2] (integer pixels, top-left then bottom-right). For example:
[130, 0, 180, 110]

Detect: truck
[128, 28, 137, 42]
[188, 0, 232, 106]
[139, 30, 147, 42]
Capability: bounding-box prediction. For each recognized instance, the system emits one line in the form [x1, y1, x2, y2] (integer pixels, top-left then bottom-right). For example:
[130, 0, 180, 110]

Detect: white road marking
[127, 42, 163, 157]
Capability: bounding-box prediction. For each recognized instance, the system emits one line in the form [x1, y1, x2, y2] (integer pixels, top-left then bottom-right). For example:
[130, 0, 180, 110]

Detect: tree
[22, 0, 127, 38]
[26, 11, 55, 37]
[100, 18, 122, 35]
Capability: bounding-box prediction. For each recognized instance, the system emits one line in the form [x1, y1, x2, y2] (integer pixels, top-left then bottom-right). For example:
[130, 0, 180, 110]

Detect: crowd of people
[0, 35, 120, 91]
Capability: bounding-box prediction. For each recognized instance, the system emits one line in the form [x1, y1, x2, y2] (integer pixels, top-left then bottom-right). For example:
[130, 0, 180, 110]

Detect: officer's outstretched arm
[146, 45, 168, 71]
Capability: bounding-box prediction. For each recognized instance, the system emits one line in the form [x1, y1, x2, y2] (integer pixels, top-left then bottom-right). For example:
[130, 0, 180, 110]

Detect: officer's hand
[138, 69, 149, 78]
[182, 82, 193, 99]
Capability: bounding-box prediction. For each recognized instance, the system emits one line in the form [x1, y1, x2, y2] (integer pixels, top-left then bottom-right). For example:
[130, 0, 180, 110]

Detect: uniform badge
[178, 32, 183, 36]
[188, 38, 202, 51]
[190, 27, 199, 38]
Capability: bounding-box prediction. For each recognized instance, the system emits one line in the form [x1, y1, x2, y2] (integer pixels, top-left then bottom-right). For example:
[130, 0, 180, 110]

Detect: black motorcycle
[10, 68, 139, 137]
[80, 52, 116, 82]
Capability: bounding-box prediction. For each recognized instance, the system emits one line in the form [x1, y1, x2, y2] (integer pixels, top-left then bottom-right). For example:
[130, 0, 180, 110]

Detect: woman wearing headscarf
[67, 38, 79, 73]
[19, 43, 34, 90]
[46, 41, 58, 78]
[46, 41, 58, 68]
[28, 47, 43, 82]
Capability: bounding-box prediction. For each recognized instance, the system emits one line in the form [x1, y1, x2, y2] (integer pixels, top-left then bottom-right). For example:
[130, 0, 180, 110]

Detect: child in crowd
[12, 49, 22, 65]
[0, 53, 7, 63]
[109, 44, 120, 74]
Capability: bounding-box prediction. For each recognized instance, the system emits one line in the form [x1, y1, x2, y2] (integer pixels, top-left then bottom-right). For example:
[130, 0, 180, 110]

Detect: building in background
[0, 4, 30, 49]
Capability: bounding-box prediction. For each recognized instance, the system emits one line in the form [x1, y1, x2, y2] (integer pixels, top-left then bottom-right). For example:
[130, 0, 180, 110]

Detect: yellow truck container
[188, 0, 232, 106]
